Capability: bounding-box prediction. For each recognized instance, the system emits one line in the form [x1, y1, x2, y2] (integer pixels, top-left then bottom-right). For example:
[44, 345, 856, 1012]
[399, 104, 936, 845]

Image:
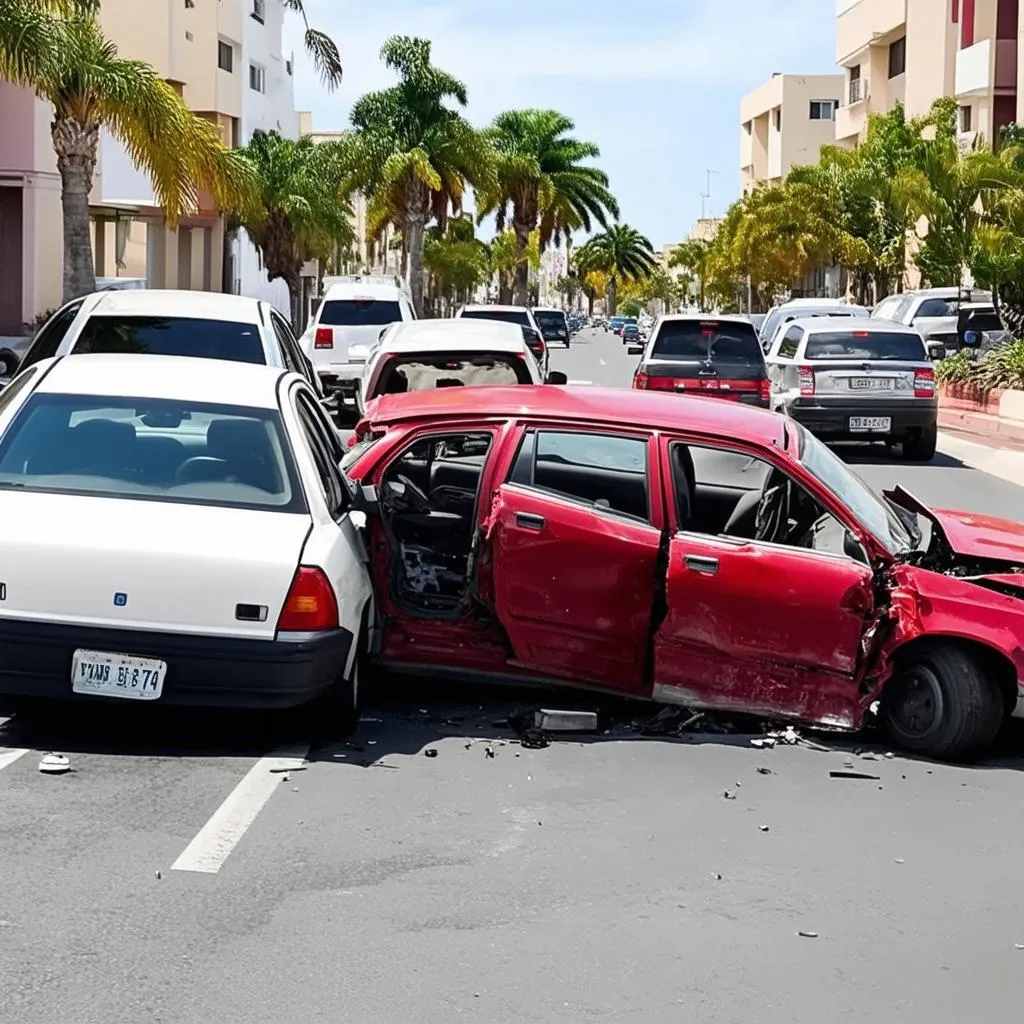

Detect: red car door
[483, 427, 664, 695]
[652, 437, 876, 728]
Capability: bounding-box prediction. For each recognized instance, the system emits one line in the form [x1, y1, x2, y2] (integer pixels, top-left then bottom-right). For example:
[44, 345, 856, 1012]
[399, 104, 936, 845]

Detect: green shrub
[936, 339, 1024, 392]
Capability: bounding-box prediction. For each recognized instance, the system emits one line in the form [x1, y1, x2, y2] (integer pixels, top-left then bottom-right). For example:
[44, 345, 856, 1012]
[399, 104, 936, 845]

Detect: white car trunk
[0, 493, 310, 639]
[809, 361, 919, 397]
[309, 324, 382, 368]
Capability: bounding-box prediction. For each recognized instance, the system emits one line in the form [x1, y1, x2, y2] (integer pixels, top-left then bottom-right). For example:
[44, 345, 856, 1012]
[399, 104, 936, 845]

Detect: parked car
[532, 307, 571, 348]
[760, 301, 871, 353]
[455, 304, 548, 376]
[341, 384, 1024, 762]
[355, 319, 565, 419]
[300, 276, 416, 423]
[631, 314, 770, 407]
[872, 287, 992, 354]
[0, 354, 374, 729]
[8, 290, 324, 396]
[764, 316, 938, 460]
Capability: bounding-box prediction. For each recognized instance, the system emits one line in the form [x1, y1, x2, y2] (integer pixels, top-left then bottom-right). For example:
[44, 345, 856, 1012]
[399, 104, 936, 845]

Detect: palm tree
[576, 224, 657, 315]
[281, 0, 343, 87]
[233, 130, 355, 330]
[478, 109, 618, 306]
[348, 36, 494, 316]
[0, 0, 94, 81]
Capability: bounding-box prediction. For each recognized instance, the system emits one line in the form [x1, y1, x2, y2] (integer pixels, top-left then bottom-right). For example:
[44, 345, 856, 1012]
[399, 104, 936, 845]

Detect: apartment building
[740, 74, 844, 192]
[835, 0, 1019, 148]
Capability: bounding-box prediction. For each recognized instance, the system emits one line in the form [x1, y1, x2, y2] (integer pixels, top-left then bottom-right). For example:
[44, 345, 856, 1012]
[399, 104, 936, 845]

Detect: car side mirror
[926, 341, 947, 361]
[546, 370, 568, 385]
[961, 329, 981, 348]
[349, 483, 379, 515]
[627, 344, 644, 355]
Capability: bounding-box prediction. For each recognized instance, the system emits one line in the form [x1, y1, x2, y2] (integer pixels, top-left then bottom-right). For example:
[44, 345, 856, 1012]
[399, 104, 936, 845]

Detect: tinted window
[374, 354, 532, 398]
[0, 395, 303, 512]
[804, 331, 927, 361]
[652, 320, 763, 363]
[460, 309, 531, 328]
[759, 309, 782, 342]
[914, 298, 954, 318]
[528, 431, 649, 521]
[319, 299, 402, 327]
[21, 301, 84, 369]
[778, 329, 801, 359]
[962, 310, 1003, 333]
[872, 296, 903, 320]
[73, 316, 265, 363]
[533, 311, 568, 333]
[294, 392, 346, 516]
[0, 367, 39, 419]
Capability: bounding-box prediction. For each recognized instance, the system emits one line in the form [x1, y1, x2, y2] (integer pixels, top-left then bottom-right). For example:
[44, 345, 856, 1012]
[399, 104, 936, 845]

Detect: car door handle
[515, 512, 546, 531]
[684, 554, 719, 574]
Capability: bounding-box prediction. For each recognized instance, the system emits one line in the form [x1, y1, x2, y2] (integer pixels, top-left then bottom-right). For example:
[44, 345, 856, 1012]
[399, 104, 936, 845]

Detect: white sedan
[0, 353, 374, 729]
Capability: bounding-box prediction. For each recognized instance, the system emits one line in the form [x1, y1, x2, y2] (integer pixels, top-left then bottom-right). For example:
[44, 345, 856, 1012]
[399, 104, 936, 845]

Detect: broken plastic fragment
[533, 709, 598, 732]
[759, 824, 770, 832]
[38, 753, 69, 774]
[424, 748, 438, 758]
[756, 766, 773, 775]
[723, 790, 736, 800]
[798, 930, 818, 938]
[484, 746, 495, 759]
[750, 737, 776, 749]
[830, 770, 880, 780]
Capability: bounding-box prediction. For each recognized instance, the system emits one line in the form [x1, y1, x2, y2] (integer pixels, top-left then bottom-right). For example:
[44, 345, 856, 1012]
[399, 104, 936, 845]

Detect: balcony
[739, 125, 753, 169]
[848, 77, 866, 105]
[767, 130, 782, 179]
[956, 38, 992, 97]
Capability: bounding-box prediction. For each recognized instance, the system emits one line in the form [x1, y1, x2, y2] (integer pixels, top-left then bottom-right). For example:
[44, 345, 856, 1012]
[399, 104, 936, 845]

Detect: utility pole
[700, 169, 716, 220]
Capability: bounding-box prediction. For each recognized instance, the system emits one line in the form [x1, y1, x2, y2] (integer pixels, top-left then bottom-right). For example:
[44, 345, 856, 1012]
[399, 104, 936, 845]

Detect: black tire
[880, 642, 1004, 761]
[308, 624, 366, 738]
[902, 423, 938, 461]
[0, 349, 19, 377]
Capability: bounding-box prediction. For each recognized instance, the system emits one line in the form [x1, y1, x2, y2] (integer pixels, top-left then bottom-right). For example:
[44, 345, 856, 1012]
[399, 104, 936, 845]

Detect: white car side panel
[0, 493, 309, 639]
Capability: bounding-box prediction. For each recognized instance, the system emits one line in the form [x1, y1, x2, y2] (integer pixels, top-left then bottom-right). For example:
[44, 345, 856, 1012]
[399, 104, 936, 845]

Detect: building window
[888, 36, 906, 78]
[772, 107, 781, 131]
[217, 40, 233, 73]
[251, 0, 266, 23]
[848, 64, 862, 104]
[959, 104, 973, 132]
[249, 63, 265, 93]
[286, 58, 294, 76]
[809, 100, 837, 121]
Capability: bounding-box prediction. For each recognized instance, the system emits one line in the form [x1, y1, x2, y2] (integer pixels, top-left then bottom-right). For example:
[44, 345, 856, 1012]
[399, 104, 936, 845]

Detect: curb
[937, 406, 1024, 443]
[938, 384, 1024, 445]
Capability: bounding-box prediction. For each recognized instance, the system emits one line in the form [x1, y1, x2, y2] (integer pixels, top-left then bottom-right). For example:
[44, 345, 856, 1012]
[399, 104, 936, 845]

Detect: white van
[300, 275, 416, 420]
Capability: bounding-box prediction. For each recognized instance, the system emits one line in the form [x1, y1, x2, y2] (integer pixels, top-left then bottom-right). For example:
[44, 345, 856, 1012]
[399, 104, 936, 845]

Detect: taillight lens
[914, 366, 935, 398]
[634, 371, 649, 390]
[277, 567, 338, 632]
[759, 378, 771, 402]
[798, 365, 815, 396]
[314, 327, 333, 349]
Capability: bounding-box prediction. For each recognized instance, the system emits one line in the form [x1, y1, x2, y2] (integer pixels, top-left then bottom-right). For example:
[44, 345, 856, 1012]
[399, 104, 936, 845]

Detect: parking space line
[568, 380, 593, 385]
[0, 716, 30, 774]
[171, 744, 309, 874]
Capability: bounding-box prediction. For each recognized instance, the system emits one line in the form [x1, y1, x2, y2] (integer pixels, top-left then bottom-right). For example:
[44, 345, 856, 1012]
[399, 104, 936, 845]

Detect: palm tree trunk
[512, 217, 532, 306]
[53, 115, 99, 301]
[607, 276, 618, 316]
[405, 215, 427, 317]
[498, 273, 513, 305]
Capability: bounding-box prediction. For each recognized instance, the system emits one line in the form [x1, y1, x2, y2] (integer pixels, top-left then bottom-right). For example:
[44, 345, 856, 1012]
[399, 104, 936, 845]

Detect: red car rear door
[482, 426, 664, 696]
[651, 435, 876, 728]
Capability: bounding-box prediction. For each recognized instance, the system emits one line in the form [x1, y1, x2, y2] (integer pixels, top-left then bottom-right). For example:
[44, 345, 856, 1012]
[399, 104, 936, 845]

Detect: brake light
[759, 378, 771, 402]
[914, 365, 935, 398]
[634, 371, 649, 390]
[277, 567, 338, 632]
[314, 327, 333, 349]
[798, 365, 815, 396]
[853, 330, 869, 337]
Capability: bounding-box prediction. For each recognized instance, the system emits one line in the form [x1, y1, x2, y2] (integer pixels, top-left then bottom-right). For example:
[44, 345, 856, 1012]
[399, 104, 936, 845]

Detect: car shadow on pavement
[832, 443, 965, 469]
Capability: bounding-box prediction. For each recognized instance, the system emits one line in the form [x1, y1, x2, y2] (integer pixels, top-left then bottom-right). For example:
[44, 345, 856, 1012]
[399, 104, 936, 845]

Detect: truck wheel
[0, 349, 19, 377]
[902, 423, 938, 461]
[880, 642, 1004, 761]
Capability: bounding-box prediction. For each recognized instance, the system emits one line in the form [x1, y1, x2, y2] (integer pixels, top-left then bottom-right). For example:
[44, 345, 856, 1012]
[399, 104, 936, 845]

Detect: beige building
[835, 0, 1020, 148]
[740, 73, 844, 192]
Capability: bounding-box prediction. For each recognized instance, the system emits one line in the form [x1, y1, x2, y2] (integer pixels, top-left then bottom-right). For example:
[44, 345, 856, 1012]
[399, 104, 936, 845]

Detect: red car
[343, 385, 1024, 761]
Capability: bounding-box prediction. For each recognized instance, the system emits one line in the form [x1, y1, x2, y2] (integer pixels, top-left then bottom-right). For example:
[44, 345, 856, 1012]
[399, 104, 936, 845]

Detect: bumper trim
[0, 617, 352, 708]
[784, 400, 937, 438]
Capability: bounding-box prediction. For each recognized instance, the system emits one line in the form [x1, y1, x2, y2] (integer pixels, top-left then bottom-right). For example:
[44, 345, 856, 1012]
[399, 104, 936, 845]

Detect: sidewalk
[938, 429, 1024, 488]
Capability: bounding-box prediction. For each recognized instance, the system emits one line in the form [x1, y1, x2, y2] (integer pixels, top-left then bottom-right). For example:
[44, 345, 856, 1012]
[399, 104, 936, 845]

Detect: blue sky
[285, 0, 838, 249]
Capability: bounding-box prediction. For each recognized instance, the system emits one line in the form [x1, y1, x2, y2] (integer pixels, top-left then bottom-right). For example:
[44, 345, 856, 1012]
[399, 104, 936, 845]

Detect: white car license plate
[849, 416, 892, 432]
[850, 377, 894, 390]
[71, 649, 167, 700]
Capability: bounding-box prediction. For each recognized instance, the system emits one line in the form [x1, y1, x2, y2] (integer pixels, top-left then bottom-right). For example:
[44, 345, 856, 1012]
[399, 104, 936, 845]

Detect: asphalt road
[2, 327, 1024, 1023]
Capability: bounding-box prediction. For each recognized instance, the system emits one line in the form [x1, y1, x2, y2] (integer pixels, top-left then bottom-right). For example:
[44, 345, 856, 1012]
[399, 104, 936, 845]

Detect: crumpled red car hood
[886, 485, 1024, 564]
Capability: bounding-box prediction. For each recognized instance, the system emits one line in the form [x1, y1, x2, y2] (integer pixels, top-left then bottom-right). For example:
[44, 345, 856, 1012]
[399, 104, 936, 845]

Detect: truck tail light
[759, 378, 771, 403]
[798, 365, 815, 396]
[314, 327, 333, 349]
[277, 567, 338, 633]
[633, 371, 649, 390]
[914, 366, 935, 398]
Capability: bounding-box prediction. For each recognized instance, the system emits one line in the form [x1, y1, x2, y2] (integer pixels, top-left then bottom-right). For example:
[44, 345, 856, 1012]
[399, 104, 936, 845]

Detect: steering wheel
[395, 473, 432, 512]
[175, 456, 230, 485]
[754, 471, 790, 543]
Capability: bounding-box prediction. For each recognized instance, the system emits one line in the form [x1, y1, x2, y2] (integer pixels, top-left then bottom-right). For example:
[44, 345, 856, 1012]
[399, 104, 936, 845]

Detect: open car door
[482, 428, 662, 696]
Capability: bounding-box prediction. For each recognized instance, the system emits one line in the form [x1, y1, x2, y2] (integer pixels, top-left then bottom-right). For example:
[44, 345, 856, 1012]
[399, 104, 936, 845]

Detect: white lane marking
[938, 431, 1024, 489]
[171, 744, 309, 874]
[0, 716, 29, 773]
[568, 379, 593, 385]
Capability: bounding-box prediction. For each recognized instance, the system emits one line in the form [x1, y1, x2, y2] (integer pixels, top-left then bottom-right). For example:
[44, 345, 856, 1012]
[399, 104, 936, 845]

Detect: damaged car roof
[365, 385, 790, 444]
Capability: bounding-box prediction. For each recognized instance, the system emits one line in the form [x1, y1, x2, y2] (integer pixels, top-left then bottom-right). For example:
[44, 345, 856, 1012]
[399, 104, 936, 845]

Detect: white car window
[71, 315, 266, 363]
[0, 395, 303, 511]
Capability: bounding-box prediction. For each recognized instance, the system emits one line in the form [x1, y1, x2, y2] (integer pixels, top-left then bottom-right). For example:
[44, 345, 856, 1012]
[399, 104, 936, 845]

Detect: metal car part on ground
[341, 384, 1024, 763]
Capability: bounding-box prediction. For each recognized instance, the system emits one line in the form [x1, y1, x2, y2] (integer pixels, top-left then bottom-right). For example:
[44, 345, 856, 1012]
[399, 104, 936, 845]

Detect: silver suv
[765, 316, 938, 461]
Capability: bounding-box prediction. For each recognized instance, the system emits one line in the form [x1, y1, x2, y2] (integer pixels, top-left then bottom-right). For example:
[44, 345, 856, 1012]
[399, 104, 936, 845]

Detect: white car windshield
[0, 394, 305, 512]
[795, 423, 913, 554]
